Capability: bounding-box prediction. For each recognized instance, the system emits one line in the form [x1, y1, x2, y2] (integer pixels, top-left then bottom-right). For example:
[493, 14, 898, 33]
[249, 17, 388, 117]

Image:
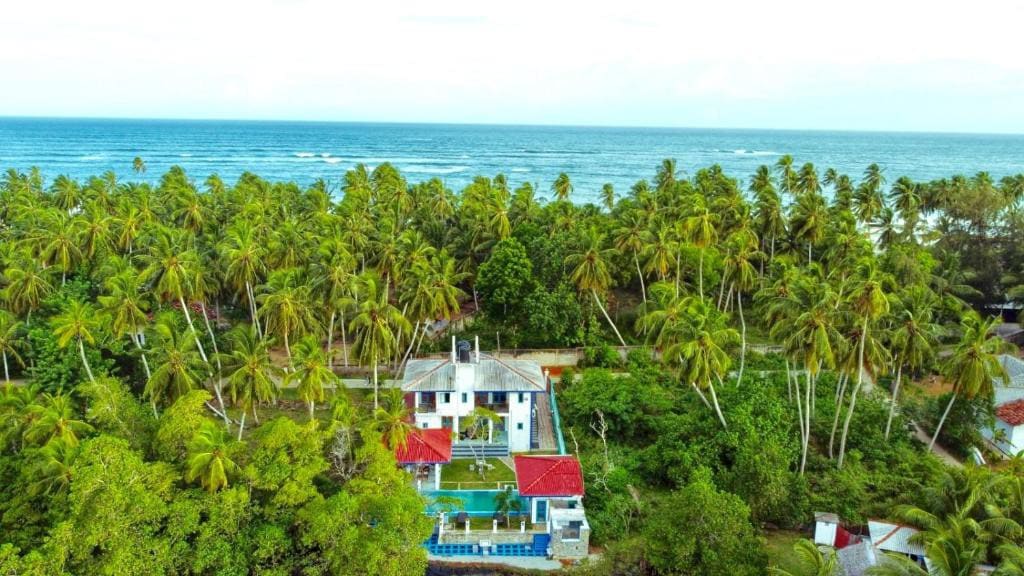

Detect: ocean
[2, 117, 1024, 204]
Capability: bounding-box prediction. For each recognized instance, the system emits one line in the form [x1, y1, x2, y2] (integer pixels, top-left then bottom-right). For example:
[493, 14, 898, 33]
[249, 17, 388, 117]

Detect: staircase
[451, 443, 509, 459]
[530, 405, 540, 449]
[531, 534, 551, 556]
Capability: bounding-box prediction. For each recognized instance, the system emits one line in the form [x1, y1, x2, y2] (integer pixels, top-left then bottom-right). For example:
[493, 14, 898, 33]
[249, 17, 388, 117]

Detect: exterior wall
[438, 530, 533, 545]
[529, 496, 583, 523]
[550, 526, 589, 558]
[982, 420, 1024, 456]
[507, 392, 532, 452]
[814, 521, 838, 546]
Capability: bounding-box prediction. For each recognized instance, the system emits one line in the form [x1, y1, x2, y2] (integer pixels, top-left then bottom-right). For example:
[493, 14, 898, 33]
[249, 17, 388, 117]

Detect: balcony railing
[416, 403, 437, 413]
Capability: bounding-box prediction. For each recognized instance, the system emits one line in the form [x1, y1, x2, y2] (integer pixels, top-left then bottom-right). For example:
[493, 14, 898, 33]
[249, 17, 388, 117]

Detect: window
[518, 393, 525, 403]
[492, 392, 507, 404]
[421, 422, 428, 428]
[516, 422, 524, 430]
[441, 392, 451, 403]
[461, 392, 468, 403]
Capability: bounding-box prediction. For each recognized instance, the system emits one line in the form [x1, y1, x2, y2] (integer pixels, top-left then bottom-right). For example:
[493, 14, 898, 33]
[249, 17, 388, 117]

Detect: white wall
[507, 392, 533, 452]
[982, 419, 1024, 456]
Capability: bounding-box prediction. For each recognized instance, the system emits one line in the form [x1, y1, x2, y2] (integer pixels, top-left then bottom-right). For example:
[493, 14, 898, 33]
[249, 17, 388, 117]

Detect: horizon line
[3, 114, 1023, 139]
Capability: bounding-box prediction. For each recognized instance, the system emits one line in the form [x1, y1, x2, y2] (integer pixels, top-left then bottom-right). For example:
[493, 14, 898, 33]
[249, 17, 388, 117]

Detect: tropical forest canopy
[0, 158, 1023, 575]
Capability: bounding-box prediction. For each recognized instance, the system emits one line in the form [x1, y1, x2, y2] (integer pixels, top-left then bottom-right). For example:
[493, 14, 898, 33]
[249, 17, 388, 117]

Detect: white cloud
[1, 0, 1022, 132]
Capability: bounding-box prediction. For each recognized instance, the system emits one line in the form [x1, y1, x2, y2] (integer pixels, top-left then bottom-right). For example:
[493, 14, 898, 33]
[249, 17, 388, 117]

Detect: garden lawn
[440, 458, 516, 488]
[764, 530, 805, 575]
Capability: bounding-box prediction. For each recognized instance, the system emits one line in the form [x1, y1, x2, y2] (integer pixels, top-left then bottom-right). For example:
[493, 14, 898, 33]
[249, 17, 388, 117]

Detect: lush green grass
[764, 530, 805, 574]
[440, 458, 516, 487]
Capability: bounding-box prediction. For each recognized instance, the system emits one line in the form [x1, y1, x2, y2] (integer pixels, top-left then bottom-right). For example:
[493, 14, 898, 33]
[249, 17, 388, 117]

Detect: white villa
[981, 355, 1024, 456]
[402, 337, 548, 454]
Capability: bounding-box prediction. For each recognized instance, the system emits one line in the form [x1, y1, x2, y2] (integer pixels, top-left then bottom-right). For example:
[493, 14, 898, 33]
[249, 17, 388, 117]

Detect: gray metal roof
[837, 541, 876, 576]
[999, 355, 1024, 388]
[868, 521, 924, 557]
[402, 354, 546, 393]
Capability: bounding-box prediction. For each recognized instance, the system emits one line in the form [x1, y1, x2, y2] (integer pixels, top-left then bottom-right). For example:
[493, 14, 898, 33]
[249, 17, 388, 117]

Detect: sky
[1, 0, 1023, 133]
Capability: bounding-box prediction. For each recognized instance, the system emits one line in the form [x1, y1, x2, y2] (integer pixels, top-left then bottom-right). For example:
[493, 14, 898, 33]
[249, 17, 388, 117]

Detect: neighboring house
[837, 541, 878, 576]
[868, 521, 926, 565]
[987, 399, 1024, 456]
[394, 428, 453, 491]
[981, 355, 1024, 456]
[402, 337, 547, 454]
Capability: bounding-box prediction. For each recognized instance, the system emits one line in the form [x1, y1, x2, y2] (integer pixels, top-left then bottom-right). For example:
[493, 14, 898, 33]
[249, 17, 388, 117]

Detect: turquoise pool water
[424, 489, 528, 516]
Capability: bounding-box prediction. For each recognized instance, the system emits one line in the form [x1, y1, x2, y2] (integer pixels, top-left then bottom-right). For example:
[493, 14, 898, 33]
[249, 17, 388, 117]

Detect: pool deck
[428, 554, 565, 571]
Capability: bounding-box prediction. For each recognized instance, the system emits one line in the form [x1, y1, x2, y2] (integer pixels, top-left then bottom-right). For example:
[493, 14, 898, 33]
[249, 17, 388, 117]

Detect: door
[535, 499, 548, 523]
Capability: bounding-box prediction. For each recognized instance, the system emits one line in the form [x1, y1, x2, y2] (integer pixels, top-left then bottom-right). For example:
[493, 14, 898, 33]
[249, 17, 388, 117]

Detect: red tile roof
[394, 428, 452, 464]
[513, 455, 584, 497]
[997, 399, 1024, 426]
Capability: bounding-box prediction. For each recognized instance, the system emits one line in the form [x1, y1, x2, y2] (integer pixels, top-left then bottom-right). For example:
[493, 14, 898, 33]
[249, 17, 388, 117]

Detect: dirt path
[912, 422, 962, 467]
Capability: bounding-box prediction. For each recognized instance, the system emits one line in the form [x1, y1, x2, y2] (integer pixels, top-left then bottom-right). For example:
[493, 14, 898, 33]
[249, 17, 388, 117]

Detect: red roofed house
[990, 398, 1024, 456]
[514, 455, 589, 557]
[394, 428, 452, 490]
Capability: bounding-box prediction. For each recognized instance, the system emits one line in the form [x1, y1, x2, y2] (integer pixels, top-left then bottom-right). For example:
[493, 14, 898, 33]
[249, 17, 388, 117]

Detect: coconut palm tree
[930, 313, 1010, 451]
[683, 194, 719, 301]
[51, 299, 102, 383]
[219, 222, 268, 337]
[0, 311, 24, 383]
[566, 227, 628, 346]
[3, 253, 53, 325]
[885, 287, 942, 440]
[461, 406, 501, 475]
[374, 388, 413, 450]
[186, 421, 239, 492]
[664, 298, 737, 429]
[97, 270, 152, 381]
[38, 212, 81, 285]
[257, 268, 320, 368]
[288, 335, 336, 419]
[23, 392, 93, 447]
[350, 273, 409, 410]
[600, 183, 615, 211]
[29, 437, 80, 496]
[132, 156, 146, 175]
[146, 314, 206, 413]
[551, 173, 573, 202]
[722, 235, 761, 387]
[613, 210, 651, 306]
[141, 228, 209, 363]
[837, 260, 892, 469]
[494, 485, 523, 528]
[219, 327, 281, 439]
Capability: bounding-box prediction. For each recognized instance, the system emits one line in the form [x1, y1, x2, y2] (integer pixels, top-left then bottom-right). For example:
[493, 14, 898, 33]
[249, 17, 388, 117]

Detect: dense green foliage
[0, 159, 1023, 574]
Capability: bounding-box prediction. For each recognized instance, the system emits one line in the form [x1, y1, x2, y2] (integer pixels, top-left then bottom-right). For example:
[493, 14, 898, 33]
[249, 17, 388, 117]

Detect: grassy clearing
[764, 530, 805, 574]
[441, 458, 516, 485]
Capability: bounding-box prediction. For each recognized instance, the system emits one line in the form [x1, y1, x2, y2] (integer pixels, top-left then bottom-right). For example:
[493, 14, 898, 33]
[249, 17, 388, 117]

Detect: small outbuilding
[394, 428, 453, 490]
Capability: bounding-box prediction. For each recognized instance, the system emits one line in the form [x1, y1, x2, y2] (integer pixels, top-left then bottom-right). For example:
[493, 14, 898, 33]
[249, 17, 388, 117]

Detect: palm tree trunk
[237, 411, 246, 441]
[793, 365, 807, 475]
[707, 380, 727, 429]
[736, 292, 746, 387]
[326, 310, 335, 368]
[179, 296, 209, 364]
[802, 369, 812, 473]
[885, 364, 903, 441]
[132, 333, 152, 381]
[634, 253, 647, 306]
[2, 350, 8, 383]
[785, 359, 793, 402]
[309, 400, 315, 421]
[199, 301, 228, 425]
[78, 338, 95, 383]
[373, 360, 379, 410]
[698, 249, 705, 302]
[691, 382, 712, 409]
[675, 251, 682, 298]
[398, 320, 420, 373]
[929, 393, 957, 451]
[829, 372, 848, 459]
[246, 282, 263, 339]
[717, 272, 729, 310]
[838, 318, 868, 469]
[252, 403, 259, 425]
[283, 332, 292, 371]
[592, 290, 627, 347]
[340, 310, 349, 367]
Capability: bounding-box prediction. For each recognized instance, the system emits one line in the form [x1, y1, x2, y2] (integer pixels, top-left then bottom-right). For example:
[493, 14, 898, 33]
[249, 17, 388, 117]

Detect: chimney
[475, 335, 480, 363]
[451, 335, 457, 363]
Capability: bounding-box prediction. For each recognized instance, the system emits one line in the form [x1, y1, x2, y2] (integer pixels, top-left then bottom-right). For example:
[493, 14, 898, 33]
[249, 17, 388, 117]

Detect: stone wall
[550, 526, 589, 558]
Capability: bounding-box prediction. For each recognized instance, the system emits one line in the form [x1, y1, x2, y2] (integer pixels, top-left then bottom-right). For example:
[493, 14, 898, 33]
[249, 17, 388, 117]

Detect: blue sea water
[2, 117, 1024, 204]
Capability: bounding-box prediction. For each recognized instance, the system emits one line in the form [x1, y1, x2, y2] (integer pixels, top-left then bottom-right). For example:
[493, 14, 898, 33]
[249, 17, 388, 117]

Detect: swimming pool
[423, 489, 528, 516]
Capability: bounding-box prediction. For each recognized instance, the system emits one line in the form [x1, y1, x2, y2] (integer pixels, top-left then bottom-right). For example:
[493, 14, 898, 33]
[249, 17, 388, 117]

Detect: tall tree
[349, 273, 409, 410]
[51, 299, 101, 383]
[566, 227, 628, 346]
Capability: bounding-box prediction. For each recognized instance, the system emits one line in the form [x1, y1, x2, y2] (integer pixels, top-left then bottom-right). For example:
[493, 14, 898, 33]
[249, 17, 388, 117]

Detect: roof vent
[457, 340, 472, 364]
